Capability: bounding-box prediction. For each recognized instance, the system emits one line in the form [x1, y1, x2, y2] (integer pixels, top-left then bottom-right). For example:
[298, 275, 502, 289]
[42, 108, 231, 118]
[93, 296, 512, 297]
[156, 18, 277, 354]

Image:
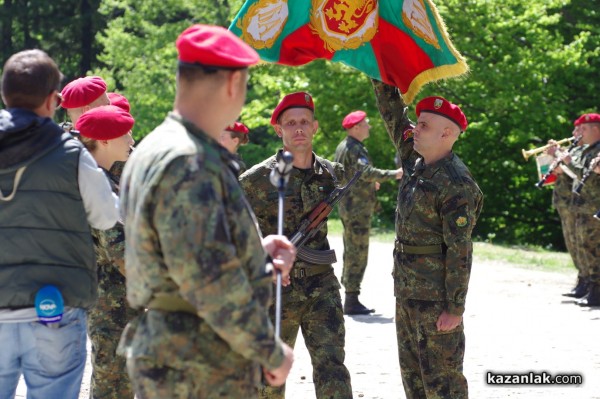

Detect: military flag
[230, 0, 468, 104]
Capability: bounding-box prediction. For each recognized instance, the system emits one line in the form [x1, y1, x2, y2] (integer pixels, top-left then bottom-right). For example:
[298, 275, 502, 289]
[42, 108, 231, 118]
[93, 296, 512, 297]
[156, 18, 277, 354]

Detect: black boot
[577, 284, 600, 307]
[562, 277, 589, 298]
[344, 293, 375, 315]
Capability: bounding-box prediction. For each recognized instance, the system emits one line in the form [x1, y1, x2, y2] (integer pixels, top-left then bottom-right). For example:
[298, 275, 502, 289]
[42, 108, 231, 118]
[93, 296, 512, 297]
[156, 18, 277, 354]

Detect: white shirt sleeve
[78, 148, 119, 230]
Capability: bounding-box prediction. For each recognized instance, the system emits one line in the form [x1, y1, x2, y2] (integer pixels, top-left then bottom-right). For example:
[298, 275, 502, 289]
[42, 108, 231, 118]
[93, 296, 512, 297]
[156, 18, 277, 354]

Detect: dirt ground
[17, 236, 600, 398]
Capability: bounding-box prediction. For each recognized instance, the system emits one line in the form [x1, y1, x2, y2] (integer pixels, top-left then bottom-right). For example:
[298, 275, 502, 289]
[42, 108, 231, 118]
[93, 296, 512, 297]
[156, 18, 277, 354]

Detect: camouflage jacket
[92, 166, 125, 275]
[239, 150, 344, 269]
[569, 141, 600, 213]
[552, 145, 585, 211]
[334, 136, 397, 212]
[119, 113, 283, 370]
[372, 80, 483, 316]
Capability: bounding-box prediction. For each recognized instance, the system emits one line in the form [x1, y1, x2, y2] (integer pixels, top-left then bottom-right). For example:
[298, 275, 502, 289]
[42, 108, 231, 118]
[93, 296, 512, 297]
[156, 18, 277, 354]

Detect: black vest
[0, 132, 97, 309]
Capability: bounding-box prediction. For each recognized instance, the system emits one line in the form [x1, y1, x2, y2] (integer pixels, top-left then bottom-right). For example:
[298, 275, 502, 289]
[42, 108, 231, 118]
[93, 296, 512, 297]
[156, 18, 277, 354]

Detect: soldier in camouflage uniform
[560, 113, 600, 307]
[220, 121, 250, 175]
[546, 127, 588, 298]
[117, 25, 294, 398]
[334, 110, 402, 315]
[75, 104, 139, 398]
[240, 92, 353, 399]
[373, 81, 483, 399]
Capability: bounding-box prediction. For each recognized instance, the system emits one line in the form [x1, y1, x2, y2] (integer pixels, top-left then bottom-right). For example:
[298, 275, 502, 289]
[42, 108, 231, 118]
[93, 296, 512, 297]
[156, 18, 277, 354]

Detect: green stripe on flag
[333, 43, 382, 82]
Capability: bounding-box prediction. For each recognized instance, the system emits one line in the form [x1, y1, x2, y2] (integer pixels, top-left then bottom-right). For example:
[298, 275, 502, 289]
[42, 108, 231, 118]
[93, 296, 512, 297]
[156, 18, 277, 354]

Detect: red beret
[416, 96, 468, 132]
[75, 105, 135, 141]
[226, 122, 249, 134]
[342, 110, 367, 129]
[574, 113, 600, 126]
[108, 92, 130, 112]
[176, 24, 259, 69]
[271, 92, 315, 126]
[61, 76, 107, 109]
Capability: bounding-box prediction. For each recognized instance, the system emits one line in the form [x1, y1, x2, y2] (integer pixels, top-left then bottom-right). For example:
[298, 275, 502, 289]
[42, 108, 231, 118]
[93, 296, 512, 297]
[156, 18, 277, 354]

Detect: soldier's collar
[420, 153, 454, 178]
[169, 112, 233, 163]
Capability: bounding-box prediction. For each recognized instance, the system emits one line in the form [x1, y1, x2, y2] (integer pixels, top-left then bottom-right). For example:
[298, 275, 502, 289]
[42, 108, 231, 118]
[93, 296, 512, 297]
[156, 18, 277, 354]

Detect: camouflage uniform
[552, 146, 585, 279]
[88, 166, 140, 399]
[240, 150, 353, 399]
[569, 141, 600, 293]
[334, 136, 397, 294]
[118, 113, 284, 399]
[373, 80, 483, 399]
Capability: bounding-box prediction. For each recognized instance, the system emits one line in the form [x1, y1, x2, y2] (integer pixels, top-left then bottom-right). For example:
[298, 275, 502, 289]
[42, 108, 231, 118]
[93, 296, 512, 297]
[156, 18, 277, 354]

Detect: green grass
[327, 218, 574, 273]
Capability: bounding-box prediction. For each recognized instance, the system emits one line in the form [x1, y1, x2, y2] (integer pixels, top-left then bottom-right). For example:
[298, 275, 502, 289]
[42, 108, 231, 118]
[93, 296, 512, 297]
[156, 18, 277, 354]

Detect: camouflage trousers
[88, 265, 140, 399]
[575, 212, 600, 284]
[122, 310, 262, 399]
[339, 205, 373, 293]
[556, 206, 584, 276]
[260, 270, 353, 399]
[396, 299, 468, 399]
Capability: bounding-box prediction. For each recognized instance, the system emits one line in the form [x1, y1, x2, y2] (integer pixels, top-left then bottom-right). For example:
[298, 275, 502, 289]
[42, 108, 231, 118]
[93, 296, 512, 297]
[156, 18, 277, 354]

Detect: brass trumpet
[521, 137, 575, 161]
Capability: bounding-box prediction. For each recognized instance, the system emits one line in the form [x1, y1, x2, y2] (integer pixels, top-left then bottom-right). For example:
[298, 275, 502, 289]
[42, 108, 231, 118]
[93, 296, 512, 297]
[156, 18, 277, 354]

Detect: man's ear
[313, 120, 319, 134]
[274, 125, 283, 138]
[226, 70, 244, 99]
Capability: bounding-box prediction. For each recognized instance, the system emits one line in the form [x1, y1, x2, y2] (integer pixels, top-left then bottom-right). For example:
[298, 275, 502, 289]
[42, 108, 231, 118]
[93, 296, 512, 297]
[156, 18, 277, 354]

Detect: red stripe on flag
[370, 18, 435, 93]
[278, 25, 334, 66]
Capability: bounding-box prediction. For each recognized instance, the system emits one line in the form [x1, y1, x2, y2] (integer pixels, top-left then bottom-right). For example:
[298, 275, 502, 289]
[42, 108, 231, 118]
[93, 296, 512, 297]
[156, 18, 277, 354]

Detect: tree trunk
[1, 0, 14, 64]
[79, 0, 92, 74]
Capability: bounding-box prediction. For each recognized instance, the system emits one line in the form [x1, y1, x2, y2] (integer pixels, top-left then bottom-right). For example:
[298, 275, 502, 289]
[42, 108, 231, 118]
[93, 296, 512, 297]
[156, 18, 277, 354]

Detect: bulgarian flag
[229, 0, 468, 104]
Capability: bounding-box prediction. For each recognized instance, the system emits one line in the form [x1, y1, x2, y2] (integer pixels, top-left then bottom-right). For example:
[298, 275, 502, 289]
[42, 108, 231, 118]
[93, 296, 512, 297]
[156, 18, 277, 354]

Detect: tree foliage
[1, 0, 598, 248]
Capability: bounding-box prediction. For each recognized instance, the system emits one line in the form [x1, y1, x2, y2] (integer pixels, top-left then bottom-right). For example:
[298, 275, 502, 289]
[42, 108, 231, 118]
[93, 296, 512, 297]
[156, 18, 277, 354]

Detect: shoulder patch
[456, 216, 468, 227]
[402, 128, 414, 141]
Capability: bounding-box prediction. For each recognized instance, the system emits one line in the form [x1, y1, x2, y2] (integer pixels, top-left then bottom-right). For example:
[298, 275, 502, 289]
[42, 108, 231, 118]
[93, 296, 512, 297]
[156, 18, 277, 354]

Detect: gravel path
[17, 237, 600, 398]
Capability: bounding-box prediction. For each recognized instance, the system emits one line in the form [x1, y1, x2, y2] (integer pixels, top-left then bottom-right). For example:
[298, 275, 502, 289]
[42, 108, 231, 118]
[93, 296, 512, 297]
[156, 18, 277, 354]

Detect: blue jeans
[0, 308, 87, 399]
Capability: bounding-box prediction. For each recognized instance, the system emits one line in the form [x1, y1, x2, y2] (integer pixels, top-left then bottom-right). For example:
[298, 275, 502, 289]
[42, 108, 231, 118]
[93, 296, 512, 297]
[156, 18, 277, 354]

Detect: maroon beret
[108, 92, 130, 112]
[574, 113, 600, 126]
[342, 110, 367, 129]
[61, 76, 107, 109]
[271, 92, 315, 126]
[176, 24, 259, 69]
[226, 122, 249, 134]
[416, 96, 468, 132]
[76, 105, 135, 141]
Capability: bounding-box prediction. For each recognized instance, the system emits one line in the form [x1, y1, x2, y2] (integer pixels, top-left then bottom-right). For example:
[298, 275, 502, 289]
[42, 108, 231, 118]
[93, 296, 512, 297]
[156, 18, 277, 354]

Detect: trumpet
[522, 137, 575, 161]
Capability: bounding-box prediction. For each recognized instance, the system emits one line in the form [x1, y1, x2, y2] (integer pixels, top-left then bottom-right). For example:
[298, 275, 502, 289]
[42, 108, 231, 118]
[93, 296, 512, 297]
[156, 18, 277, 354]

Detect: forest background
[1, 0, 598, 249]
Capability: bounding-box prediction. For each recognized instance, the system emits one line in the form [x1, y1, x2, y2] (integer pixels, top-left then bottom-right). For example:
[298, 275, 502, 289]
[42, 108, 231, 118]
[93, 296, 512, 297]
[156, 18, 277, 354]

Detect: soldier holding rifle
[557, 113, 600, 307]
[240, 92, 353, 399]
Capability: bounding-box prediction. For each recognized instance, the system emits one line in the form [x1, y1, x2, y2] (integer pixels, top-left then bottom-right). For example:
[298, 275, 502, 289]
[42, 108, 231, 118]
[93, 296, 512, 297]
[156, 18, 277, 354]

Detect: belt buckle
[294, 268, 306, 278]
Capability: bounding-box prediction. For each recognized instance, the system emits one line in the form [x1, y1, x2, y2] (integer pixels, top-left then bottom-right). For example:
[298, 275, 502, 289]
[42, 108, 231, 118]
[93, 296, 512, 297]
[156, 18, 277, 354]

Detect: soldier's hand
[263, 235, 296, 286]
[546, 140, 559, 157]
[436, 310, 462, 332]
[264, 342, 294, 386]
[395, 168, 404, 180]
[560, 154, 572, 165]
[374, 181, 381, 191]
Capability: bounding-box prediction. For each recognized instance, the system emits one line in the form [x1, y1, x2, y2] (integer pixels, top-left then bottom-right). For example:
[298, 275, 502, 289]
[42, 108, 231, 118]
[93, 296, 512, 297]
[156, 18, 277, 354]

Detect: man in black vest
[0, 49, 119, 399]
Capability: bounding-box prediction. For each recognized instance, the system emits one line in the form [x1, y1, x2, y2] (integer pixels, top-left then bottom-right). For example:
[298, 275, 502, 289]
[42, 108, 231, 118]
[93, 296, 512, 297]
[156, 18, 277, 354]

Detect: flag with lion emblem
[230, 0, 468, 104]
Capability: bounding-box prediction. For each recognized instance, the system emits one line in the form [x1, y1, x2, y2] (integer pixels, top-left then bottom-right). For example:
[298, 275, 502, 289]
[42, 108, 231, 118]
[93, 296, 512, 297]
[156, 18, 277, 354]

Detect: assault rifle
[289, 158, 368, 264]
